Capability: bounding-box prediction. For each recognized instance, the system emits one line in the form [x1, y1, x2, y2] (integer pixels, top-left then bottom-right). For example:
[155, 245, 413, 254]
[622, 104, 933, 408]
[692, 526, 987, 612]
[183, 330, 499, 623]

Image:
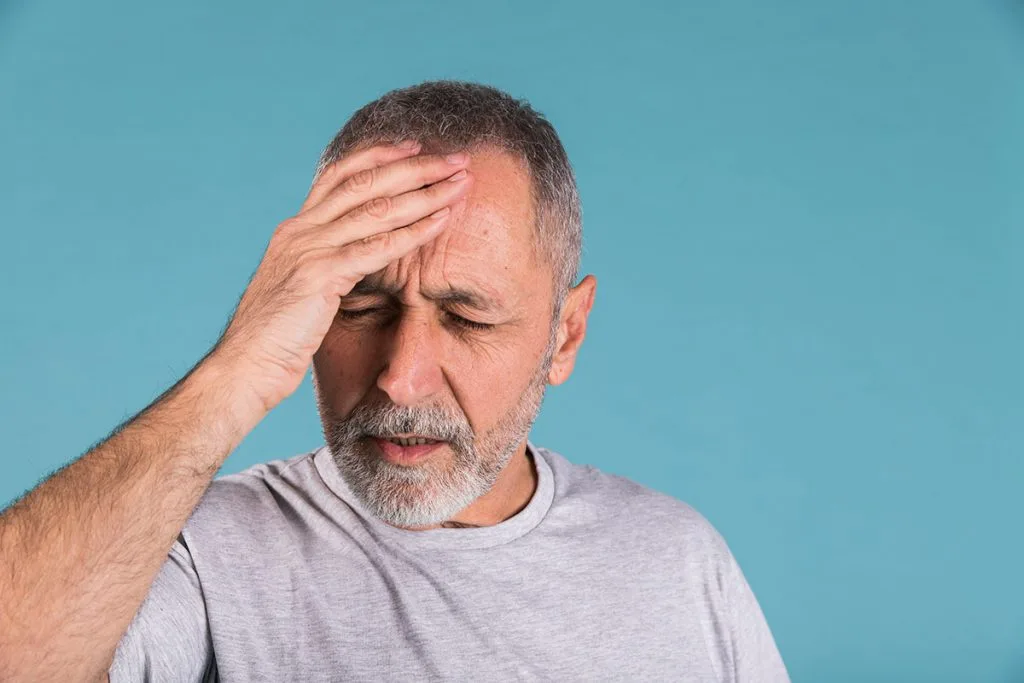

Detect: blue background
[2, 1, 1022, 680]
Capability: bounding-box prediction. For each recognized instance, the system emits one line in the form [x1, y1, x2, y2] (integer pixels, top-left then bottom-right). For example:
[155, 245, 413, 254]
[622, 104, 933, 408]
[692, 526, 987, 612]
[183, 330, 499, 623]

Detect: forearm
[0, 353, 266, 682]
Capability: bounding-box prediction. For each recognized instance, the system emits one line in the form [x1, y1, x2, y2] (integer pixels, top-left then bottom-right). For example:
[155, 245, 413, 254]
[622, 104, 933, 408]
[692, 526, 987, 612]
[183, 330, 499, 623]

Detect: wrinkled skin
[312, 147, 596, 530]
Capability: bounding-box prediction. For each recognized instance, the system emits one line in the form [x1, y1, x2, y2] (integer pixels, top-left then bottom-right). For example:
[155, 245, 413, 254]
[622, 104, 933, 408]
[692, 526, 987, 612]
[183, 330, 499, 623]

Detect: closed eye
[336, 307, 493, 332]
[444, 311, 493, 331]
[337, 307, 384, 319]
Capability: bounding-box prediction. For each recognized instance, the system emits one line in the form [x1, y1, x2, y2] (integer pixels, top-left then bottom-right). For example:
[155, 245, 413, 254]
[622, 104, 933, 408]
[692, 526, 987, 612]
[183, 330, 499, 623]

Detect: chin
[330, 440, 485, 528]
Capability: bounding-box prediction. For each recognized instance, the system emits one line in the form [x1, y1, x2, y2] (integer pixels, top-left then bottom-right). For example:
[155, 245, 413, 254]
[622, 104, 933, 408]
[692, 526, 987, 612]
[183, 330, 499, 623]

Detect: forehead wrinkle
[422, 285, 501, 313]
[346, 274, 507, 314]
[347, 150, 535, 314]
[440, 199, 526, 294]
[415, 204, 523, 313]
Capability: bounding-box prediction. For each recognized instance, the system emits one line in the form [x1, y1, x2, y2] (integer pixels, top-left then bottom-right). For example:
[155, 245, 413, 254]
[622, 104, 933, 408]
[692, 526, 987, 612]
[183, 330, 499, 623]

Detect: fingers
[290, 141, 476, 297]
[304, 168, 472, 248]
[300, 151, 471, 226]
[329, 207, 454, 294]
[301, 141, 421, 213]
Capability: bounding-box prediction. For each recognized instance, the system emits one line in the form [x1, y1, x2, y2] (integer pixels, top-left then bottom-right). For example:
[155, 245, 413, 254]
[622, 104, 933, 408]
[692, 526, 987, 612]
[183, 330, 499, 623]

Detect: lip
[371, 437, 445, 465]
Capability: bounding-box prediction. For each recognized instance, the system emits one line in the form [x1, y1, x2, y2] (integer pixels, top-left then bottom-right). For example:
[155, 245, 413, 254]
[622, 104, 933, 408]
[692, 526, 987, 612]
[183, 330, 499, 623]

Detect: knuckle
[268, 219, 300, 249]
[273, 217, 299, 236]
[305, 255, 332, 282]
[345, 167, 376, 194]
[292, 254, 324, 286]
[374, 230, 397, 252]
[338, 242, 366, 266]
[362, 196, 392, 220]
[348, 230, 392, 259]
[413, 153, 438, 170]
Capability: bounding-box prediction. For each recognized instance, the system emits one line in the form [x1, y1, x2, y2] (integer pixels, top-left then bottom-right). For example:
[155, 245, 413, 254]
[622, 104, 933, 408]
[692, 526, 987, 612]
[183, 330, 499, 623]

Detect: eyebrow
[346, 280, 503, 313]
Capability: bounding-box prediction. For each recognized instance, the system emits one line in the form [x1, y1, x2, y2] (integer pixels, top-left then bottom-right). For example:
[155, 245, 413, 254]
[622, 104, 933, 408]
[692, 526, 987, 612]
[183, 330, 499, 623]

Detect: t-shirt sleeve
[721, 549, 790, 683]
[108, 534, 215, 682]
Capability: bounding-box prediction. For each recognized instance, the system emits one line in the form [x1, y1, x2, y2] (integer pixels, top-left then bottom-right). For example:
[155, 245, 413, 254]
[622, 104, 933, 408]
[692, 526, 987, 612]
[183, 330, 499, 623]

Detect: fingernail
[431, 207, 451, 218]
[447, 169, 468, 182]
[446, 152, 468, 165]
[399, 139, 420, 150]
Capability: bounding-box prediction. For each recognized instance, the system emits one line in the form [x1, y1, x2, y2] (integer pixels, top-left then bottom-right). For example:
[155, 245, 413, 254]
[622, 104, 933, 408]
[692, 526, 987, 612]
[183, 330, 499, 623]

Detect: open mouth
[370, 435, 446, 464]
[382, 436, 441, 447]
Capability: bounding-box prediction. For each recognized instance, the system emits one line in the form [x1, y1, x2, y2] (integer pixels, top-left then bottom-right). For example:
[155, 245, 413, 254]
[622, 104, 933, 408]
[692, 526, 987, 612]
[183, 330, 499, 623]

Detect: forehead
[367, 147, 548, 309]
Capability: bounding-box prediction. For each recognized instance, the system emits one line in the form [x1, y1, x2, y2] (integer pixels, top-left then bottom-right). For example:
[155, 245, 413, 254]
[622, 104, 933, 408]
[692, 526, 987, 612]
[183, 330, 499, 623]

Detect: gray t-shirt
[110, 442, 789, 682]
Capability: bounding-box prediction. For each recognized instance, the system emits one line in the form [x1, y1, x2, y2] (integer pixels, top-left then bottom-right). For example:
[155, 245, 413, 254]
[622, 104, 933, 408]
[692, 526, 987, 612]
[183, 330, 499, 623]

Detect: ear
[547, 275, 597, 386]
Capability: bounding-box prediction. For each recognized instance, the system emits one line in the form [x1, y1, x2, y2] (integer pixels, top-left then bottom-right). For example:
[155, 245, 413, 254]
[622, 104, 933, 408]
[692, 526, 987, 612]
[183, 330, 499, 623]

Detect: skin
[314, 148, 597, 529]
[0, 140, 595, 682]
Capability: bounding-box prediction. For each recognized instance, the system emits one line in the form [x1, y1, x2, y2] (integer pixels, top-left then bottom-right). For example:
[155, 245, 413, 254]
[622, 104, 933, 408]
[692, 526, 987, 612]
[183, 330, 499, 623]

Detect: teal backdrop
[2, 1, 1022, 680]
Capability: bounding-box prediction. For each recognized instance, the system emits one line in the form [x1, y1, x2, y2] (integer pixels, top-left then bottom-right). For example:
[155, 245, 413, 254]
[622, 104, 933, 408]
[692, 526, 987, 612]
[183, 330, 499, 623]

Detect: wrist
[178, 350, 271, 446]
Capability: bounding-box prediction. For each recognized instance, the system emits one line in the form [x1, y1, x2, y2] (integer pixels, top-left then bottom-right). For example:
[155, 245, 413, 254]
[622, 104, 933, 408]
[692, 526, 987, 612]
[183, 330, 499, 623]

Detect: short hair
[315, 80, 582, 316]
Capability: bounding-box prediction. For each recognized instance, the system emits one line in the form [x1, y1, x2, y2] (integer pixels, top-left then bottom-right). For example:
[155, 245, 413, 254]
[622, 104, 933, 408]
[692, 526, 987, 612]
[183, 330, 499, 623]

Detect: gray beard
[317, 352, 551, 529]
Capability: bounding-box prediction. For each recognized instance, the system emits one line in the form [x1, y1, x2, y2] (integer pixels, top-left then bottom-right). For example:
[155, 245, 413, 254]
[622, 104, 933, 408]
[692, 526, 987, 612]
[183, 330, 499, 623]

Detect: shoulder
[184, 447, 323, 535]
[537, 443, 732, 565]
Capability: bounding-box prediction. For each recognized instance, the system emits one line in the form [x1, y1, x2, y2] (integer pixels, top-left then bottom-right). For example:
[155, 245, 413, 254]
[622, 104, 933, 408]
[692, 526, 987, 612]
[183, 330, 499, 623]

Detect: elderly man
[0, 81, 789, 682]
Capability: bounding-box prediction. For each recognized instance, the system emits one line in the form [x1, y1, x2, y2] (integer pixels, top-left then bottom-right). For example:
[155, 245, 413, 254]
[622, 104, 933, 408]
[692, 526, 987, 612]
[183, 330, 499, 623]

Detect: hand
[212, 141, 473, 414]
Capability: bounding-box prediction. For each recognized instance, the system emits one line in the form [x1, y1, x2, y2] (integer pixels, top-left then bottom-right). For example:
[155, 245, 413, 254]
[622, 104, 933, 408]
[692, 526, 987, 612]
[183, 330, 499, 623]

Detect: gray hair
[315, 80, 582, 316]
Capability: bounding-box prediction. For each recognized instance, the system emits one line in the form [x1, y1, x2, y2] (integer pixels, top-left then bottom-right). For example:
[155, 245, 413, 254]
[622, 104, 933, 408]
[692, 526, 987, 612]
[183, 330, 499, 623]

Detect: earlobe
[545, 326, 567, 386]
[547, 359, 569, 386]
[546, 352, 562, 385]
[545, 274, 596, 387]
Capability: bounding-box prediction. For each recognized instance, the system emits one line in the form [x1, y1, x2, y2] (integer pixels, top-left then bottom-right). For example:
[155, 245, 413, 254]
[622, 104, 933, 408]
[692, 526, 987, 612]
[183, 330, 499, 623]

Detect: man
[0, 81, 789, 682]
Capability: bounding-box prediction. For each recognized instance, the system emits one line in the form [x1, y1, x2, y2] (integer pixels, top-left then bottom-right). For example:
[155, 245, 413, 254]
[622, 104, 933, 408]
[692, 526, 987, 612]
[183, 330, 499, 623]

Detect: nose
[375, 311, 445, 407]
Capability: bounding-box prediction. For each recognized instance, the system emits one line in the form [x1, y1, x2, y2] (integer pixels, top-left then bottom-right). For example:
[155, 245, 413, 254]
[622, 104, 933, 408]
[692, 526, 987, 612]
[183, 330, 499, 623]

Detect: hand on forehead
[368, 147, 541, 308]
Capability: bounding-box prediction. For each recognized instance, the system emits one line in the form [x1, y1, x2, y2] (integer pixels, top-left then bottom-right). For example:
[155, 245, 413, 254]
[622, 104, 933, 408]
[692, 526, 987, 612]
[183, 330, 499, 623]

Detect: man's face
[312, 147, 558, 528]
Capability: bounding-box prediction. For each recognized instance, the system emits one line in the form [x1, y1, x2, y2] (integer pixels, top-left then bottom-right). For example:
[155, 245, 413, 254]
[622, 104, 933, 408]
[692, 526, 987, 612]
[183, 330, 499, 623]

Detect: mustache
[333, 400, 474, 444]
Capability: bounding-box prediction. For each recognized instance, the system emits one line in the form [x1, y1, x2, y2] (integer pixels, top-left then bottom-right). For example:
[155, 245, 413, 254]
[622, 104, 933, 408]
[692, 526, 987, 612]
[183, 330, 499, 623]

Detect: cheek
[444, 333, 541, 425]
[313, 327, 379, 410]
[446, 360, 509, 435]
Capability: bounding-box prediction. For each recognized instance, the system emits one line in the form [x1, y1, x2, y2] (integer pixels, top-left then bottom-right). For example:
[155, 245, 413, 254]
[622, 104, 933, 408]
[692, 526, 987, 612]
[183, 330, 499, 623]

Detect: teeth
[387, 437, 438, 447]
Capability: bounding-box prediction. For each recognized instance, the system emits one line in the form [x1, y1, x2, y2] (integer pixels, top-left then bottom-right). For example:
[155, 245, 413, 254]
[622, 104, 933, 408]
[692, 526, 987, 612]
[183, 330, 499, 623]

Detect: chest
[200, 548, 720, 681]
